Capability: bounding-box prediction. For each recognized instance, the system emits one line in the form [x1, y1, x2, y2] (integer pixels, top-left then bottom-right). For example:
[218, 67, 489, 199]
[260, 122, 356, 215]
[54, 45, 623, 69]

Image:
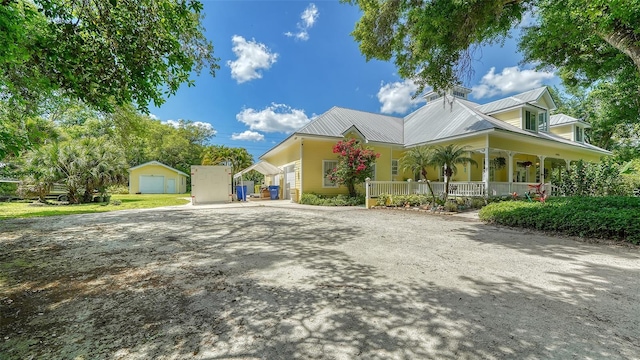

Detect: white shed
[190, 165, 232, 205]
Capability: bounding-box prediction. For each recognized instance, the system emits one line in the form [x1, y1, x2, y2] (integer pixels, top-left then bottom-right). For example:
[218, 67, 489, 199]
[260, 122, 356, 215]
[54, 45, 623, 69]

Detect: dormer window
[524, 110, 537, 131]
[575, 126, 584, 142]
[538, 112, 548, 132]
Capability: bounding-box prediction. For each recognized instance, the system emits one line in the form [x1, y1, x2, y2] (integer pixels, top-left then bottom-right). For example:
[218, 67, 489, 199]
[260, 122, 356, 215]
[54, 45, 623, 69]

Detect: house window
[323, 160, 338, 187]
[391, 159, 399, 176]
[525, 110, 537, 131]
[538, 112, 548, 132]
[575, 126, 584, 142]
[370, 163, 377, 180]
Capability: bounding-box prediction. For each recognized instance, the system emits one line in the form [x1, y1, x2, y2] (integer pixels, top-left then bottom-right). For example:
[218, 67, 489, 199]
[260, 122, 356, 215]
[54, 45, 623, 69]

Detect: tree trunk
[421, 168, 437, 204]
[347, 182, 356, 198]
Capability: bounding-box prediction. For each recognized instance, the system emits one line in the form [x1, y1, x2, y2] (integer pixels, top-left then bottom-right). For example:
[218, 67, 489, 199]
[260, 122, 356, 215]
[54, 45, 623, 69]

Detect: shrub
[552, 159, 631, 196]
[108, 184, 130, 194]
[299, 193, 364, 206]
[471, 198, 486, 209]
[443, 201, 458, 212]
[377, 193, 391, 206]
[478, 196, 640, 244]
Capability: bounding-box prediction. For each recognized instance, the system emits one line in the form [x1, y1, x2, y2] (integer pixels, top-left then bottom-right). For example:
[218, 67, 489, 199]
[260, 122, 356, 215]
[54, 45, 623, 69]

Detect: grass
[0, 194, 191, 220]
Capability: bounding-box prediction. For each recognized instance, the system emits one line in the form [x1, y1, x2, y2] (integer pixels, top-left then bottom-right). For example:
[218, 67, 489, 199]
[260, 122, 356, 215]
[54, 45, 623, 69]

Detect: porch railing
[365, 181, 486, 198]
[365, 181, 553, 199]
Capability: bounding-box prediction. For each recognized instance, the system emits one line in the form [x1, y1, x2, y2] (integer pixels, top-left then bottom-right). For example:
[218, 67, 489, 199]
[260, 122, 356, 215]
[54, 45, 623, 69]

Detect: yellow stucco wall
[297, 138, 404, 196]
[493, 109, 522, 128]
[129, 164, 187, 194]
[549, 124, 574, 140]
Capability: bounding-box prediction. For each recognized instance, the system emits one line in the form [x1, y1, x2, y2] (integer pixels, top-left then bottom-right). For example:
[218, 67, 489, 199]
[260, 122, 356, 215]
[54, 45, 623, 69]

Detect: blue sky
[150, 1, 560, 161]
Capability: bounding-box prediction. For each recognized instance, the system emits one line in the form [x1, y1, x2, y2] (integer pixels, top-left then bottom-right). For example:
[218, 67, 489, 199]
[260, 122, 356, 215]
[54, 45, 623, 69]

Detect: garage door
[139, 175, 164, 193]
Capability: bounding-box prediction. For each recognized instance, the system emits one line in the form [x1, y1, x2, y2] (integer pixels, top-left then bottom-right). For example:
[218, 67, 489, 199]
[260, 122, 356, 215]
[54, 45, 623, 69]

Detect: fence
[365, 181, 554, 200]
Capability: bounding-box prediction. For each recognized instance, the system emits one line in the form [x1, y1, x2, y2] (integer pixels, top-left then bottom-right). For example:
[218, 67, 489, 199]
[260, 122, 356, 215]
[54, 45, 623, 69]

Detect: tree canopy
[345, 0, 640, 94]
[1, 0, 218, 112]
[0, 0, 218, 159]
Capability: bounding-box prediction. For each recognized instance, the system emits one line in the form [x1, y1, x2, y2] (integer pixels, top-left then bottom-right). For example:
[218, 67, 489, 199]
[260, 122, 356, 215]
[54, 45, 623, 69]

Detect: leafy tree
[0, 0, 219, 157]
[328, 138, 379, 197]
[1, 0, 218, 112]
[400, 145, 436, 204]
[144, 119, 216, 174]
[549, 84, 640, 158]
[428, 144, 477, 202]
[345, 0, 640, 94]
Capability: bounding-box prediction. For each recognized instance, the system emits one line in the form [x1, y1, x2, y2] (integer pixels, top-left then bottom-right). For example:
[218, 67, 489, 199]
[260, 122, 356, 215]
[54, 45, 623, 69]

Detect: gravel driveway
[1, 203, 639, 359]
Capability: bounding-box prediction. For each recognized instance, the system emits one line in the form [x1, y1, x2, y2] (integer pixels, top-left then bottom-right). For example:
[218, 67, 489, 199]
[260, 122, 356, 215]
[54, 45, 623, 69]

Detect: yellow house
[259, 86, 610, 202]
[128, 161, 188, 194]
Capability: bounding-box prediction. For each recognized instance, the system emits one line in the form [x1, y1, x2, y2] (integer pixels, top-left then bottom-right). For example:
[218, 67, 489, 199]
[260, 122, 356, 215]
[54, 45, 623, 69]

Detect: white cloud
[227, 35, 278, 83]
[377, 79, 426, 114]
[231, 130, 265, 141]
[236, 103, 311, 133]
[149, 113, 159, 120]
[164, 119, 180, 128]
[471, 66, 555, 99]
[284, 3, 319, 41]
[163, 120, 217, 135]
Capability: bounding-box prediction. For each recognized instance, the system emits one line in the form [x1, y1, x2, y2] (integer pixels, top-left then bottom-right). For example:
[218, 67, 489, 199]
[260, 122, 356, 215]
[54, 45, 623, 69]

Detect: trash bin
[268, 185, 280, 200]
[236, 185, 247, 201]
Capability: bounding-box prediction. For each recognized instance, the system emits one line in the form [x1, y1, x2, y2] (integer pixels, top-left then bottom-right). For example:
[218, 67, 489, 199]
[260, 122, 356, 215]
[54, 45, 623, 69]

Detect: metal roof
[404, 97, 499, 146]
[128, 161, 189, 176]
[297, 106, 404, 144]
[260, 86, 609, 157]
[550, 114, 590, 128]
[475, 86, 549, 114]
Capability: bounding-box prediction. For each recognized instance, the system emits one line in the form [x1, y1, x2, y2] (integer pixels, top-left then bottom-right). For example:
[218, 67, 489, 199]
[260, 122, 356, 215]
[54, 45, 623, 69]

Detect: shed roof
[128, 161, 188, 177]
[296, 106, 404, 144]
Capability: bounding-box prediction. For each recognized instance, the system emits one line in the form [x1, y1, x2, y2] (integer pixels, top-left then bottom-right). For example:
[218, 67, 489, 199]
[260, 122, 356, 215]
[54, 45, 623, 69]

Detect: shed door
[284, 165, 295, 200]
[140, 175, 165, 193]
[166, 179, 176, 194]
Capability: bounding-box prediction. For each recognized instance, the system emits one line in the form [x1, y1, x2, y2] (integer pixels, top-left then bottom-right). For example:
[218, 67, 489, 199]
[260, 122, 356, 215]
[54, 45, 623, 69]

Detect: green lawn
[0, 194, 191, 220]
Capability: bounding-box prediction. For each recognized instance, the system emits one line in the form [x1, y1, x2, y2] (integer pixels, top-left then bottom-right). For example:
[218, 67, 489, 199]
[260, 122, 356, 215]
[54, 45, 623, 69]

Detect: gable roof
[296, 106, 404, 144]
[128, 161, 189, 177]
[550, 114, 591, 128]
[475, 86, 557, 114]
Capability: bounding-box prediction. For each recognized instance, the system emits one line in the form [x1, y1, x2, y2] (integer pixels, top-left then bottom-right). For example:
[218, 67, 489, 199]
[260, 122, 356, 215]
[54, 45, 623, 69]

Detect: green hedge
[299, 193, 364, 206]
[478, 197, 640, 244]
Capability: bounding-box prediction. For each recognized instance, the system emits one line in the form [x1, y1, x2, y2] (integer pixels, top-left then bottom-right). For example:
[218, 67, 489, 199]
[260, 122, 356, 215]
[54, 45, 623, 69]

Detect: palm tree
[202, 145, 253, 175]
[400, 145, 437, 204]
[428, 144, 478, 202]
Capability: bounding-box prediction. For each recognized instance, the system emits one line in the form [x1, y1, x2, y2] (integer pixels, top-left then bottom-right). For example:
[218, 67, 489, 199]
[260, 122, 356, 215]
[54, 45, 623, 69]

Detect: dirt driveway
[1, 203, 639, 359]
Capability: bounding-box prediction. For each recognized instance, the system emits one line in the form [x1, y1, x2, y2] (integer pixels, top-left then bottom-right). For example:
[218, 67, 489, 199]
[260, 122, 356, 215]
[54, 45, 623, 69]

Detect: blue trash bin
[236, 185, 247, 201]
[268, 185, 280, 200]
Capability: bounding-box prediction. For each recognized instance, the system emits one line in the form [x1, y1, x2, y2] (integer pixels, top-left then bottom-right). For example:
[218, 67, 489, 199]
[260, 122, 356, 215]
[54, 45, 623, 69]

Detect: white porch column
[365, 177, 371, 209]
[565, 159, 570, 170]
[507, 151, 514, 193]
[484, 136, 490, 196]
[539, 155, 546, 184]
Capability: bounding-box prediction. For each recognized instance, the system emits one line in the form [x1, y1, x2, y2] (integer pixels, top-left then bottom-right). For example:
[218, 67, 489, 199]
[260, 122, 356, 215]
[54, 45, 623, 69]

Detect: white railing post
[365, 177, 371, 202]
